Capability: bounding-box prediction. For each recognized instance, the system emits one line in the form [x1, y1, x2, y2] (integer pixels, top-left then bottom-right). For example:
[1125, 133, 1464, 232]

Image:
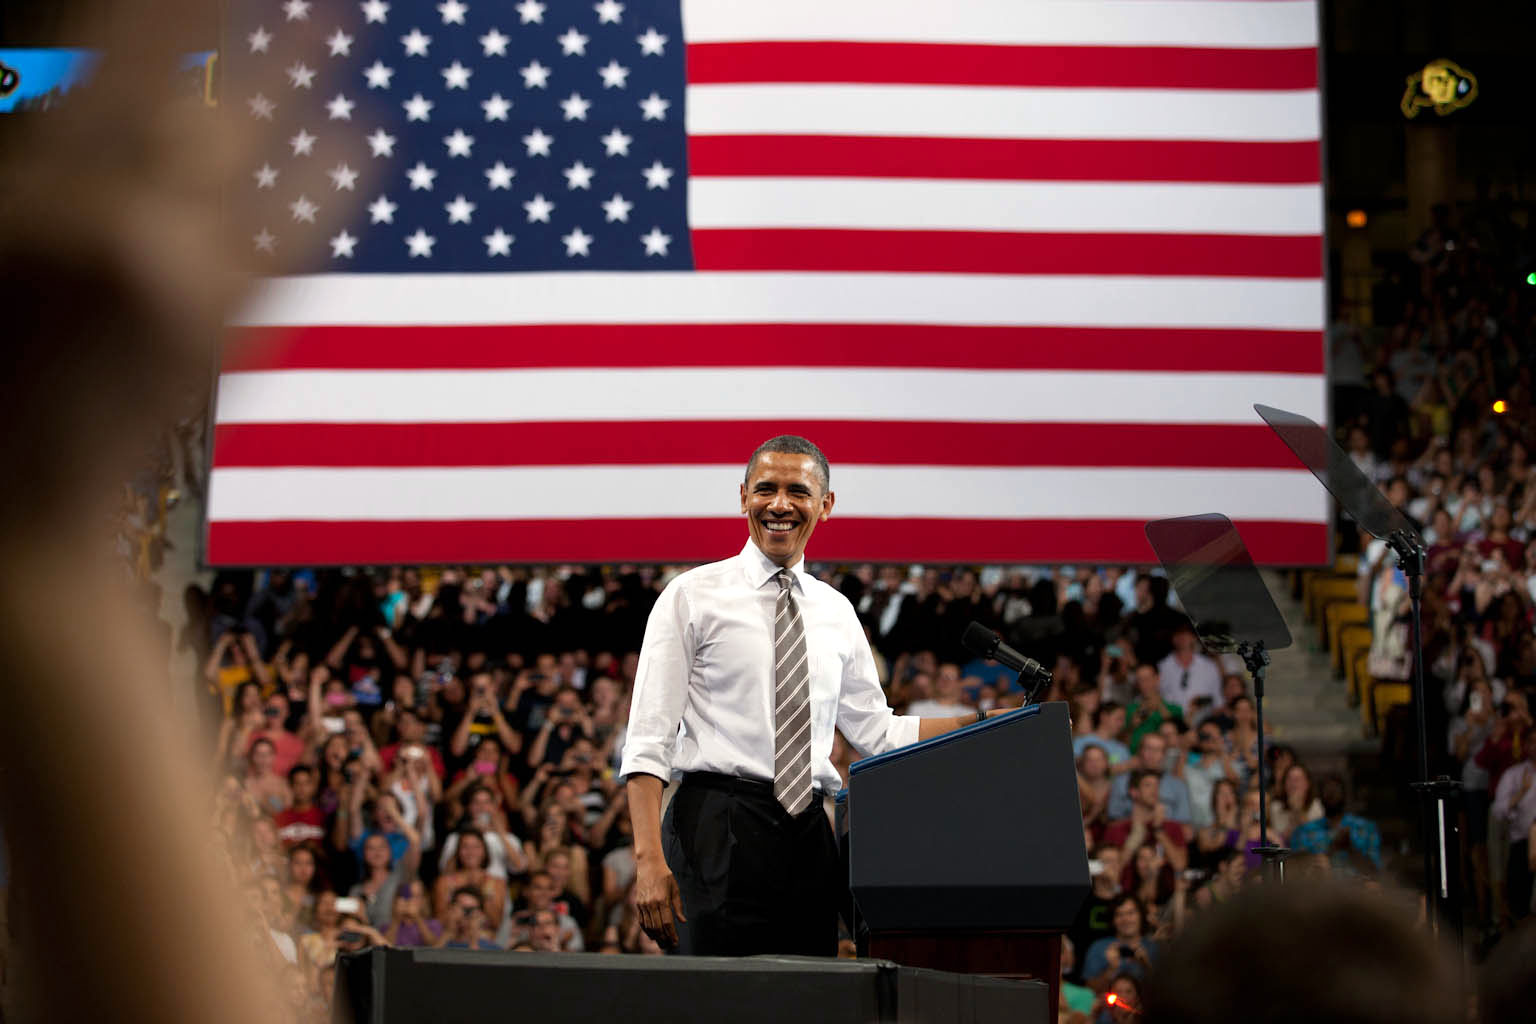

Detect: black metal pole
[1240, 641, 1286, 880]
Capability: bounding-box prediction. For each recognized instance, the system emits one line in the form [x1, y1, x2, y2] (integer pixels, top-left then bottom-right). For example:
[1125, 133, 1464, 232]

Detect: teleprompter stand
[1145, 514, 1293, 879]
[1256, 404, 1462, 952]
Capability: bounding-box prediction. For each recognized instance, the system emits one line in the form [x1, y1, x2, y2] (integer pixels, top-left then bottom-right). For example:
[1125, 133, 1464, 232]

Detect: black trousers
[662, 772, 840, 957]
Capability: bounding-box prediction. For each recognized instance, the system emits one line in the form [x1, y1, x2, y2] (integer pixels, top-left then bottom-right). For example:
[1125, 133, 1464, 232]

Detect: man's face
[1101, 707, 1125, 736]
[1134, 666, 1159, 699]
[453, 896, 484, 935]
[1134, 774, 1160, 809]
[526, 873, 556, 910]
[936, 664, 961, 700]
[292, 769, 317, 803]
[1138, 735, 1166, 772]
[739, 450, 834, 568]
[531, 910, 561, 951]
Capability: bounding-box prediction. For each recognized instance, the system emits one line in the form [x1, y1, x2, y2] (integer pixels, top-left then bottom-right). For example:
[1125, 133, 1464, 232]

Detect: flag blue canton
[227, 0, 692, 272]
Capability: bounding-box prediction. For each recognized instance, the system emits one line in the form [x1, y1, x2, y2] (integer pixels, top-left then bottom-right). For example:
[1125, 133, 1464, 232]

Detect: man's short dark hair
[745, 434, 830, 493]
[288, 764, 313, 783]
[1129, 768, 1162, 791]
[451, 885, 484, 910]
[1092, 700, 1122, 729]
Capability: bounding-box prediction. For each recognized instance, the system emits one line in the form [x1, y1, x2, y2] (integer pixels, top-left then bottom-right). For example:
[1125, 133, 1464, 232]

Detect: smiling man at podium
[619, 435, 997, 957]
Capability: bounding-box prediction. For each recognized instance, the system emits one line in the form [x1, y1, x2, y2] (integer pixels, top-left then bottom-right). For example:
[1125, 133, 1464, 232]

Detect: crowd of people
[1334, 201, 1536, 954]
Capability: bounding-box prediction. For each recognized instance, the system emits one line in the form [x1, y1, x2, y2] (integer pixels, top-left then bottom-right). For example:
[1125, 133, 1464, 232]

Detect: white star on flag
[516, 0, 545, 24]
[401, 28, 431, 56]
[438, 0, 468, 24]
[522, 127, 553, 156]
[406, 162, 438, 190]
[368, 195, 398, 223]
[520, 60, 551, 89]
[367, 128, 397, 157]
[640, 226, 671, 256]
[289, 128, 317, 155]
[328, 163, 359, 190]
[442, 61, 472, 89]
[637, 27, 666, 55]
[639, 92, 668, 120]
[248, 93, 276, 119]
[403, 93, 433, 121]
[484, 161, 515, 189]
[289, 195, 319, 223]
[443, 129, 475, 157]
[330, 230, 358, 258]
[558, 28, 589, 56]
[364, 60, 394, 89]
[481, 93, 512, 121]
[601, 193, 632, 222]
[598, 61, 629, 89]
[523, 193, 554, 222]
[600, 127, 632, 156]
[287, 61, 316, 88]
[445, 194, 477, 223]
[326, 93, 355, 120]
[248, 27, 272, 53]
[594, 1, 624, 25]
[480, 28, 509, 56]
[563, 161, 594, 190]
[361, 0, 390, 25]
[253, 228, 277, 252]
[642, 160, 672, 189]
[483, 227, 514, 256]
[562, 227, 593, 256]
[405, 228, 436, 257]
[283, 0, 311, 22]
[327, 30, 354, 56]
[253, 163, 279, 188]
[560, 92, 590, 121]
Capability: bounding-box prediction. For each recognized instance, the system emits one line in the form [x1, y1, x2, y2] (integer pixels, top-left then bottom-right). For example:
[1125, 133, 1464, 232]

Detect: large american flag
[209, 0, 1327, 567]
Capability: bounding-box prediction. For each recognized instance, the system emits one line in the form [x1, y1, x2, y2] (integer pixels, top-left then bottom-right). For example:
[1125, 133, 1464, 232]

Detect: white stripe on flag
[213, 368, 1325, 425]
[685, 85, 1320, 142]
[687, 179, 1324, 235]
[233, 273, 1325, 330]
[206, 465, 1328, 522]
[680, 0, 1320, 49]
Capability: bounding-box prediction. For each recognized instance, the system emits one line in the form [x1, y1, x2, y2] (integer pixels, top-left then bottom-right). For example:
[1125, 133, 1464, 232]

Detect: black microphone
[962, 621, 1051, 684]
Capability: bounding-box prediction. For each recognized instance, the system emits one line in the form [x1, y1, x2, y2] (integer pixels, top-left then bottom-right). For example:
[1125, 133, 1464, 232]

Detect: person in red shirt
[274, 764, 327, 848]
[1102, 770, 1189, 874]
[379, 708, 446, 781]
[250, 692, 306, 777]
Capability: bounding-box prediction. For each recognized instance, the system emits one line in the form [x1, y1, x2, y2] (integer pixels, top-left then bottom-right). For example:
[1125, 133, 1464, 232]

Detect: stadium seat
[1326, 603, 1369, 671]
[1308, 578, 1359, 631]
[1341, 625, 1374, 702]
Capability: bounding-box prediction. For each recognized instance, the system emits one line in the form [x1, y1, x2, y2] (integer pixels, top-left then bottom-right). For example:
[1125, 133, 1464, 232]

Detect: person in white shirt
[621, 435, 999, 956]
[1157, 623, 1223, 710]
[907, 662, 974, 718]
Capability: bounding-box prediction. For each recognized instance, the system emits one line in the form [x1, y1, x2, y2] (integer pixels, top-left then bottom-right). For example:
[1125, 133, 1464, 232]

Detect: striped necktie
[772, 568, 814, 815]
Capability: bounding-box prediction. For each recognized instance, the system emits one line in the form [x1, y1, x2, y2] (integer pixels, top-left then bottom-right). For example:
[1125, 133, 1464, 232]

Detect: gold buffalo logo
[1401, 59, 1477, 118]
[0, 61, 19, 98]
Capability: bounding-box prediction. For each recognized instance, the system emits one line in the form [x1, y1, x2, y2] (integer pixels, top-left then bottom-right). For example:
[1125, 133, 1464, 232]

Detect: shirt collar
[739, 539, 808, 593]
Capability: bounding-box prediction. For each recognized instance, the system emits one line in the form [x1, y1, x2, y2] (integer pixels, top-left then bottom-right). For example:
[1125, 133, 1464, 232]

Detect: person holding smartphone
[1081, 895, 1158, 992]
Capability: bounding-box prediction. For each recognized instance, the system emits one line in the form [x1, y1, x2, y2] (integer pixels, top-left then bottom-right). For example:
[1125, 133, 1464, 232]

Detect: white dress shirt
[1157, 651, 1223, 709]
[620, 540, 920, 794]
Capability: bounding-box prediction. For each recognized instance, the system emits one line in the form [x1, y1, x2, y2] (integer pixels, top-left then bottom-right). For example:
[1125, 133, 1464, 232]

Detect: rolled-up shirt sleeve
[619, 579, 695, 782]
[834, 608, 920, 757]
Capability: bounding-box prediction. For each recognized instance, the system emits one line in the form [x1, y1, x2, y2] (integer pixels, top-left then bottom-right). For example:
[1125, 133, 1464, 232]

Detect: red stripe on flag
[691, 230, 1323, 278]
[685, 42, 1319, 90]
[206, 518, 1327, 566]
[687, 136, 1322, 184]
[221, 325, 1324, 374]
[211, 421, 1311, 469]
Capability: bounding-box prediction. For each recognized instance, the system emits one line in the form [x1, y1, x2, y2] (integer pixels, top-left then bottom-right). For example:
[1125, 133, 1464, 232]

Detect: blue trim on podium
[849, 704, 1040, 778]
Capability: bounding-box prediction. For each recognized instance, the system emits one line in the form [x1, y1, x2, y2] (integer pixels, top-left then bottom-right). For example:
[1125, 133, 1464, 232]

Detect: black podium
[848, 702, 1088, 1018]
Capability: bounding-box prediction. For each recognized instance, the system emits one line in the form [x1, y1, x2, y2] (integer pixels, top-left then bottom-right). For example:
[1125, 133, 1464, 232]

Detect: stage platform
[335, 947, 1050, 1024]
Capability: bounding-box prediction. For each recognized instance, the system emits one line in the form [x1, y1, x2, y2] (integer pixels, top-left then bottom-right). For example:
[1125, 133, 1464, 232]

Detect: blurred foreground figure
[1140, 882, 1461, 1024]
[0, 2, 329, 1019]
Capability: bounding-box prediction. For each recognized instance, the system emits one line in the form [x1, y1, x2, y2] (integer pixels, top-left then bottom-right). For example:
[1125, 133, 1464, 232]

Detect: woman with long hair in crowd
[1191, 779, 1241, 873]
[244, 736, 292, 816]
[433, 828, 508, 928]
[283, 843, 323, 931]
[1269, 763, 1324, 837]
